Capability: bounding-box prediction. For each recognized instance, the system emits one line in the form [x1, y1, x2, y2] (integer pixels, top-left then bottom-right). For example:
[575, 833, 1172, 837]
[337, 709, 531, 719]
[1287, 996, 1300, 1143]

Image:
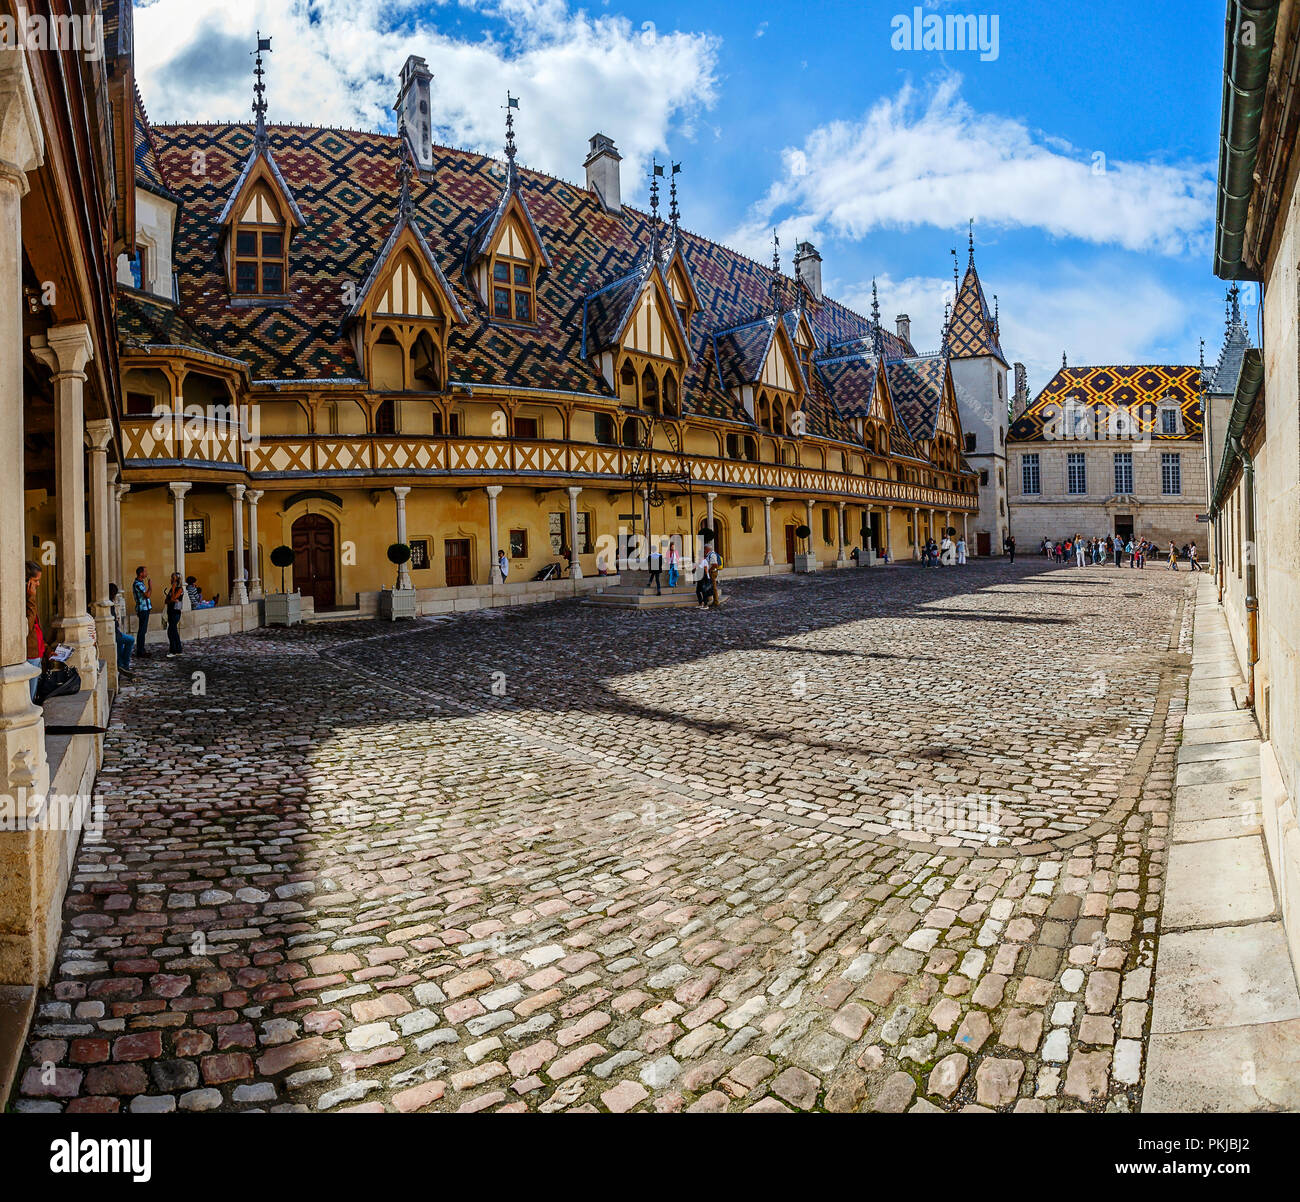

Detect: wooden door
[445, 539, 472, 587]
[292, 515, 336, 609]
[785, 526, 797, 564]
[977, 531, 992, 557]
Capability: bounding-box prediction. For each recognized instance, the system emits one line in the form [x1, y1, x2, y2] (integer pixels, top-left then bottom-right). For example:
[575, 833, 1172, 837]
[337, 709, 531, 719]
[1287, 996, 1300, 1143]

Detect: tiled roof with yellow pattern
[1009, 365, 1205, 443]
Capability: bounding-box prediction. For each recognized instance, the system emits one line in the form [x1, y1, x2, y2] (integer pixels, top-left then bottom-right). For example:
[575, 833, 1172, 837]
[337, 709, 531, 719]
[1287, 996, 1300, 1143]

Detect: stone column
[227, 484, 248, 605]
[705, 492, 717, 533]
[168, 482, 192, 610]
[486, 485, 503, 584]
[805, 499, 815, 554]
[962, 513, 969, 553]
[246, 489, 264, 599]
[392, 486, 412, 590]
[836, 500, 847, 565]
[762, 496, 774, 566]
[31, 324, 97, 679]
[86, 421, 115, 692]
[912, 506, 921, 560]
[0, 51, 49, 833]
[567, 486, 583, 580]
[883, 505, 893, 561]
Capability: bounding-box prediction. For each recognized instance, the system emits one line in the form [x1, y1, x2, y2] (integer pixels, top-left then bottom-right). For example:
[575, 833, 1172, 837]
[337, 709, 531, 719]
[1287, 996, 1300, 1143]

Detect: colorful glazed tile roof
[948, 261, 1004, 363]
[132, 88, 177, 203]
[713, 316, 781, 390]
[1009, 365, 1205, 442]
[118, 289, 243, 367]
[135, 120, 915, 444]
[885, 355, 948, 441]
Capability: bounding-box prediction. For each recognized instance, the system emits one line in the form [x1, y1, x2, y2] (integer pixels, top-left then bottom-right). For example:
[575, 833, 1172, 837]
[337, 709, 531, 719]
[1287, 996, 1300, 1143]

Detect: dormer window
[492, 250, 534, 323]
[234, 198, 286, 296]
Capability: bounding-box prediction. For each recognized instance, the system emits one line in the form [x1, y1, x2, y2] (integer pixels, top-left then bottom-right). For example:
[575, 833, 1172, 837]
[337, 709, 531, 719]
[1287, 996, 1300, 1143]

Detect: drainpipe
[1231, 432, 1260, 708]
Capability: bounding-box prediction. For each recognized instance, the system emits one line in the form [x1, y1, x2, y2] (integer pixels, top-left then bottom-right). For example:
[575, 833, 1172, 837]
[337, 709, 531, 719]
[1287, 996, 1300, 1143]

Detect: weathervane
[950, 247, 959, 295]
[504, 92, 519, 165]
[770, 229, 783, 313]
[252, 32, 272, 145]
[968, 218, 975, 267]
[871, 279, 883, 357]
[669, 162, 681, 231]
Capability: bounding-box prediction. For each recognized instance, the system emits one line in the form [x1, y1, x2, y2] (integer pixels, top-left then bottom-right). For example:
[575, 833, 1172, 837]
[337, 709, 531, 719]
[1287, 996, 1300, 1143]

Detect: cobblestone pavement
[16, 559, 1197, 1113]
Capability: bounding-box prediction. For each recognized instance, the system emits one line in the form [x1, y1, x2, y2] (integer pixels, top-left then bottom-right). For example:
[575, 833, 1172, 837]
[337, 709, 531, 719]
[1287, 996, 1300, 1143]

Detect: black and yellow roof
[1009, 365, 1205, 442]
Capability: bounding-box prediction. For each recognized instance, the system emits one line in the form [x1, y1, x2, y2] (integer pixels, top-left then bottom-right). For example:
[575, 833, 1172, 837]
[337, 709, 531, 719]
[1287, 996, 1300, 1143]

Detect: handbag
[35, 662, 82, 706]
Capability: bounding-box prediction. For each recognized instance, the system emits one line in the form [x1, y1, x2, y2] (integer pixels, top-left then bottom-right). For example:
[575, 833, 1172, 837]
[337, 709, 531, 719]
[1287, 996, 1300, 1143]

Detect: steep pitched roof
[132, 86, 178, 204]
[948, 260, 1005, 363]
[815, 353, 880, 419]
[713, 316, 782, 390]
[464, 160, 553, 278]
[137, 121, 895, 442]
[1207, 316, 1252, 395]
[886, 355, 949, 440]
[215, 132, 307, 229]
[118, 289, 244, 368]
[1009, 365, 1205, 442]
[347, 211, 466, 326]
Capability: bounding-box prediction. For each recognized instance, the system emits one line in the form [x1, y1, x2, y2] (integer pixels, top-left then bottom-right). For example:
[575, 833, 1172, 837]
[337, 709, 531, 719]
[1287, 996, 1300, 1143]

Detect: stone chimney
[584, 133, 622, 213]
[794, 241, 822, 301]
[895, 314, 912, 345]
[396, 56, 434, 171]
[1012, 362, 1029, 417]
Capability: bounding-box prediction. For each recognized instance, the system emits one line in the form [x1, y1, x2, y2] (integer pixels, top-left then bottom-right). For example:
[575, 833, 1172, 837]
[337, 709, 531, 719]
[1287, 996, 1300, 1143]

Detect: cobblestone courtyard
[17, 560, 1197, 1113]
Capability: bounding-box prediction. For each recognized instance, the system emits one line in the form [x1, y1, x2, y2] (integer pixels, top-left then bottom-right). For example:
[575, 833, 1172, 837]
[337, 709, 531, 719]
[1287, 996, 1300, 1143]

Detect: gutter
[1215, 0, 1281, 280]
[1209, 346, 1264, 514]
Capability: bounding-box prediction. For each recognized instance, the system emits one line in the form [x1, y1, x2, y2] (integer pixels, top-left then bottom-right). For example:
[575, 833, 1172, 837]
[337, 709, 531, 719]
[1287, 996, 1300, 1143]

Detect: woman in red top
[25, 560, 46, 701]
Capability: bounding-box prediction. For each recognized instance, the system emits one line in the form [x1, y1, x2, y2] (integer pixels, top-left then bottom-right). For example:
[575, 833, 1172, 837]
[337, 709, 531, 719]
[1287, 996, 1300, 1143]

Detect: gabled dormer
[714, 315, 805, 433]
[584, 262, 692, 417]
[464, 98, 552, 324]
[661, 236, 701, 339]
[216, 42, 306, 301]
[346, 178, 467, 393]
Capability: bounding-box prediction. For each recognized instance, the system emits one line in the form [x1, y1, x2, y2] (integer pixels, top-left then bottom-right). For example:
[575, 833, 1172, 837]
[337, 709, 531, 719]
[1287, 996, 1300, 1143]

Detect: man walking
[647, 541, 663, 595]
[497, 550, 510, 582]
[695, 544, 719, 608]
[1190, 542, 1202, 572]
[1004, 534, 1016, 564]
[132, 565, 153, 658]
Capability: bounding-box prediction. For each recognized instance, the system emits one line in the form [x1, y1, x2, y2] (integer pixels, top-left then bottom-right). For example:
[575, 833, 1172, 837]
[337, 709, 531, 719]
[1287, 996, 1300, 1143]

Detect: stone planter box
[793, 553, 820, 574]
[264, 592, 302, 627]
[379, 588, 417, 621]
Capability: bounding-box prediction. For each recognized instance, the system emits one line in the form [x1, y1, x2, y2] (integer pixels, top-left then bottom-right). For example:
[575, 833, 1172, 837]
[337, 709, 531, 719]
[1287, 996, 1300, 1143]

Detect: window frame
[1021, 452, 1041, 496]
[491, 251, 535, 325]
[1161, 451, 1182, 496]
[509, 528, 529, 559]
[1067, 451, 1087, 496]
[233, 219, 287, 298]
[1114, 450, 1134, 495]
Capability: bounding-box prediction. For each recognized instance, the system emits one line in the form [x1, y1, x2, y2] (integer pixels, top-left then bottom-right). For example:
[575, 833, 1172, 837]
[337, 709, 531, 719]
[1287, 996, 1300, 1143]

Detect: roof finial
[252, 33, 272, 145]
[968, 218, 975, 267]
[504, 92, 519, 166]
[950, 247, 959, 296]
[396, 115, 415, 217]
[941, 301, 951, 356]
[871, 279, 884, 357]
[770, 228, 783, 313]
[669, 161, 681, 231]
[1199, 337, 1206, 372]
[1227, 281, 1242, 328]
[1062, 350, 1068, 369]
[993, 293, 999, 335]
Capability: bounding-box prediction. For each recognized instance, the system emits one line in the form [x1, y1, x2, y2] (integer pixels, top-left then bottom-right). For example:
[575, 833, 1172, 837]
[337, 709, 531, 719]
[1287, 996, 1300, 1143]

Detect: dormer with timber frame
[216, 137, 306, 301]
[714, 314, 806, 437]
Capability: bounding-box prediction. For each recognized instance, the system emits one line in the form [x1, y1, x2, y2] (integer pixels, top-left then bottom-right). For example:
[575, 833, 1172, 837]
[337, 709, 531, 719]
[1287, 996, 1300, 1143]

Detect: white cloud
[726, 74, 1213, 260]
[133, 0, 719, 193]
[844, 263, 1200, 391]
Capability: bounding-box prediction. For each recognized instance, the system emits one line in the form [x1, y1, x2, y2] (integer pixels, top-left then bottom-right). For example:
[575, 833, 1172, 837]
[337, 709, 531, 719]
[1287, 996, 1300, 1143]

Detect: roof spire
[669, 161, 681, 231]
[1062, 350, 1068, 369]
[1227, 281, 1242, 328]
[251, 33, 272, 146]
[648, 158, 665, 262]
[871, 279, 883, 357]
[1199, 337, 1206, 373]
[993, 293, 999, 336]
[504, 92, 519, 167]
[769, 228, 783, 314]
[396, 115, 415, 217]
[968, 218, 975, 268]
[950, 247, 959, 296]
[941, 301, 951, 356]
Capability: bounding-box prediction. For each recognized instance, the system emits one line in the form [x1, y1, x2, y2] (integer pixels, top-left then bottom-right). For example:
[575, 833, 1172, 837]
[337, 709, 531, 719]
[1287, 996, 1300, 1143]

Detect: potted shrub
[793, 523, 819, 574]
[264, 545, 302, 626]
[380, 542, 417, 620]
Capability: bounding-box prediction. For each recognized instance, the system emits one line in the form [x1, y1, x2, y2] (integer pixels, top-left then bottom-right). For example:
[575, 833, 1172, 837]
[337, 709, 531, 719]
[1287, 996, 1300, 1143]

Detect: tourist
[497, 550, 510, 581]
[185, 576, 218, 609]
[1041, 537, 1050, 558]
[1114, 536, 1124, 567]
[940, 532, 954, 565]
[132, 565, 153, 657]
[1190, 542, 1202, 572]
[163, 572, 185, 658]
[956, 535, 968, 565]
[1004, 534, 1016, 563]
[647, 541, 663, 595]
[1075, 535, 1085, 568]
[108, 583, 134, 677]
[25, 560, 47, 701]
[1168, 541, 1179, 571]
[695, 544, 719, 608]
[667, 539, 680, 588]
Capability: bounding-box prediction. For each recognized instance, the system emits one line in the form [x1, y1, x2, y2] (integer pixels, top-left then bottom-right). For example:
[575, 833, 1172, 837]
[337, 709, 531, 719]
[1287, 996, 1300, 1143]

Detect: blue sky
[133, 0, 1241, 390]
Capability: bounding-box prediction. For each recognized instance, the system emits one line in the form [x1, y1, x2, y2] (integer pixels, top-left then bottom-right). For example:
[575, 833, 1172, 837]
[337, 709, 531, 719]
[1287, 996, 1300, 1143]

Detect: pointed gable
[714, 315, 802, 396]
[464, 167, 553, 310]
[949, 262, 1005, 363]
[348, 219, 465, 328]
[216, 135, 306, 237]
[886, 355, 949, 441]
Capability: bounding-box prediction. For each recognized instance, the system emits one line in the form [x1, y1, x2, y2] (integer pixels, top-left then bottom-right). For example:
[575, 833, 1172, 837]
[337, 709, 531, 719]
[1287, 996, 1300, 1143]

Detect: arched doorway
[293, 514, 336, 609]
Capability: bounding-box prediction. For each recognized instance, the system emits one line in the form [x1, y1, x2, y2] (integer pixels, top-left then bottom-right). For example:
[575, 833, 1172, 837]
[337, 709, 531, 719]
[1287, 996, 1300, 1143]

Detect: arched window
[619, 360, 638, 406]
[621, 416, 642, 447]
[662, 371, 679, 416]
[409, 330, 442, 392]
[375, 398, 396, 435]
[641, 365, 660, 413]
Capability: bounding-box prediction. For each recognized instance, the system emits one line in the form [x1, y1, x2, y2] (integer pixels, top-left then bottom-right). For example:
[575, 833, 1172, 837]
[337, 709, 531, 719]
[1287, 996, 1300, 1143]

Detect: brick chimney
[794, 241, 822, 301]
[584, 134, 622, 213]
[895, 314, 911, 345]
[396, 56, 433, 171]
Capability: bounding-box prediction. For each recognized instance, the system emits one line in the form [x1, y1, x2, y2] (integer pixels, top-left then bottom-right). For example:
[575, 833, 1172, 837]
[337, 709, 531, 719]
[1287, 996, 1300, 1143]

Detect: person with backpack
[695, 544, 720, 608]
[25, 560, 48, 701]
[647, 540, 663, 595]
[163, 572, 185, 658]
[108, 583, 134, 678]
[132, 566, 153, 657]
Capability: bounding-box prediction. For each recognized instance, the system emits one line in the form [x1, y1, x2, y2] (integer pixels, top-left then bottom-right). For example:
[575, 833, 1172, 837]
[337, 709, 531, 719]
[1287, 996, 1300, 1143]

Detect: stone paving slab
[1163, 828, 1275, 928]
[1144, 1019, 1300, 1111]
[12, 561, 1197, 1114]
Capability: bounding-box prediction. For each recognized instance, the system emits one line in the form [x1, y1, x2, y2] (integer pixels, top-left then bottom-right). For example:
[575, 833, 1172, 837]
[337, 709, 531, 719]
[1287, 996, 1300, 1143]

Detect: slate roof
[133, 121, 916, 444]
[118, 289, 245, 368]
[948, 261, 1005, 363]
[1206, 317, 1251, 395]
[132, 88, 178, 204]
[1009, 365, 1205, 442]
[713, 316, 781, 390]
